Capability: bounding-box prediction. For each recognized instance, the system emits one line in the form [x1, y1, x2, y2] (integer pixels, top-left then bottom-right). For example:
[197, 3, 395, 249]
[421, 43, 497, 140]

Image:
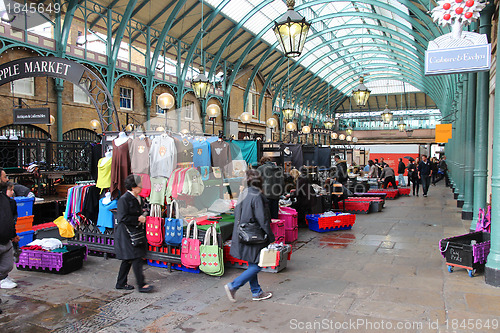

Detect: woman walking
[408, 158, 420, 196]
[225, 170, 275, 302]
[114, 175, 153, 293]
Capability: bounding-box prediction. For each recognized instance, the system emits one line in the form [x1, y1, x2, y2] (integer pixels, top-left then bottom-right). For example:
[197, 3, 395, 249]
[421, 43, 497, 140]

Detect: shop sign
[312, 128, 332, 135]
[262, 143, 281, 149]
[425, 44, 491, 75]
[0, 57, 85, 87]
[13, 108, 50, 125]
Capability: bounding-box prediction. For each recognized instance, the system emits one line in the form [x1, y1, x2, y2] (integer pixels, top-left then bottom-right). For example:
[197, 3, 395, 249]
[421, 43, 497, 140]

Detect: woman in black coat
[114, 175, 153, 293]
[225, 170, 275, 302]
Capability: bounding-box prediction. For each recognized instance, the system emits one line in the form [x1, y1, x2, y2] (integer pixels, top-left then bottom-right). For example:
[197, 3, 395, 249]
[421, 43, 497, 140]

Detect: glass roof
[205, 0, 421, 95]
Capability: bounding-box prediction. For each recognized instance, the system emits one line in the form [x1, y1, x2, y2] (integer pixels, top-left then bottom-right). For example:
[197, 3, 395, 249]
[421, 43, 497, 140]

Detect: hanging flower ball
[464, 12, 473, 19]
[443, 3, 451, 10]
[455, 7, 464, 14]
[465, 0, 474, 6]
[443, 13, 451, 20]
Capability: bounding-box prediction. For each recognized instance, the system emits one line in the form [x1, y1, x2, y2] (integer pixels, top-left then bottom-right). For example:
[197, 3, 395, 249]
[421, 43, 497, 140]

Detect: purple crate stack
[473, 241, 491, 264]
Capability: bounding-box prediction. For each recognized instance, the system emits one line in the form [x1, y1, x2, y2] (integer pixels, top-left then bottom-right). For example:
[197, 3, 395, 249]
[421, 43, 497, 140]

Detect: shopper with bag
[114, 175, 153, 293]
[225, 170, 275, 302]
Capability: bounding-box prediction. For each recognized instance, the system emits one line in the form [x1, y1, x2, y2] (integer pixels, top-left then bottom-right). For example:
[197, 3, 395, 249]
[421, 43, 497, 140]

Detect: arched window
[0, 124, 49, 139]
[247, 80, 258, 117]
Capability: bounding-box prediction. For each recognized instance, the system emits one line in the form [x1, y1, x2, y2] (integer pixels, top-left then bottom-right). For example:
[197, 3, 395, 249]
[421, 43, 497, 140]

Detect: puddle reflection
[319, 233, 356, 248]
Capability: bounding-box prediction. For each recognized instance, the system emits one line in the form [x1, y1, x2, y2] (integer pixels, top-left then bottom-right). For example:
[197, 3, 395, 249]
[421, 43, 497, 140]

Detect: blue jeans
[229, 262, 263, 297]
[397, 174, 406, 187]
[421, 176, 431, 195]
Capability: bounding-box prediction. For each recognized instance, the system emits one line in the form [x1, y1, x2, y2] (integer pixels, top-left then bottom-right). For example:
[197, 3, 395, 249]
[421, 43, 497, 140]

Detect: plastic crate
[16, 245, 87, 274]
[14, 197, 35, 217]
[398, 188, 411, 196]
[147, 260, 200, 274]
[278, 207, 298, 229]
[285, 227, 298, 243]
[339, 200, 371, 214]
[18, 230, 34, 247]
[306, 213, 356, 232]
[343, 198, 384, 213]
[439, 231, 490, 277]
[368, 189, 399, 199]
[32, 222, 61, 240]
[270, 219, 285, 244]
[16, 215, 34, 233]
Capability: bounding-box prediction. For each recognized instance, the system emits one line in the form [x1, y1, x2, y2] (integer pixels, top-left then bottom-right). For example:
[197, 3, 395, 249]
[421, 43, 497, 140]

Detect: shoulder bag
[125, 224, 146, 247]
[164, 200, 183, 246]
[237, 202, 268, 245]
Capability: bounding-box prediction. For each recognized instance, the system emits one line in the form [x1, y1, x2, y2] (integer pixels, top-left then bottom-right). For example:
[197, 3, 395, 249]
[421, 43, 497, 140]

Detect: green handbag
[199, 225, 224, 276]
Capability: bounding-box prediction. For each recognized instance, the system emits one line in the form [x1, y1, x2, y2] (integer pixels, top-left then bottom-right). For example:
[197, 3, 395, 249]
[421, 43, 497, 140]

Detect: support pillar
[55, 79, 64, 142]
[472, 3, 494, 230]
[455, 80, 465, 206]
[176, 109, 182, 132]
[485, 3, 500, 287]
[462, 71, 476, 220]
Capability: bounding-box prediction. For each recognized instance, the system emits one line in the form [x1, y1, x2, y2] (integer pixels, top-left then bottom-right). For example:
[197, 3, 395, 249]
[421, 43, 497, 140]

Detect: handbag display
[199, 225, 224, 276]
[181, 220, 201, 268]
[125, 224, 146, 247]
[164, 200, 183, 246]
[146, 204, 164, 246]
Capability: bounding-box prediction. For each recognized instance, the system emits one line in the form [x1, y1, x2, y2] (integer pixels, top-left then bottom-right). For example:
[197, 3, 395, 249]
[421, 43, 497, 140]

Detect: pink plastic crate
[271, 219, 285, 244]
[285, 227, 298, 243]
[279, 207, 298, 229]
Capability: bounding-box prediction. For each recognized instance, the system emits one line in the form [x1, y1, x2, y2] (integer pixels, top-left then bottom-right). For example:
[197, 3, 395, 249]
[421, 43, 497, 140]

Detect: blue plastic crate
[18, 230, 34, 247]
[147, 260, 200, 274]
[14, 197, 35, 217]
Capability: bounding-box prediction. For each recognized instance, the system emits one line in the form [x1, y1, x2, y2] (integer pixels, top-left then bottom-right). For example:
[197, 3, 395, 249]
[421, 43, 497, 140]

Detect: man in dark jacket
[0, 189, 18, 289]
[433, 156, 450, 186]
[257, 156, 284, 219]
[418, 155, 432, 197]
[226, 170, 275, 302]
[397, 158, 406, 187]
[334, 155, 348, 185]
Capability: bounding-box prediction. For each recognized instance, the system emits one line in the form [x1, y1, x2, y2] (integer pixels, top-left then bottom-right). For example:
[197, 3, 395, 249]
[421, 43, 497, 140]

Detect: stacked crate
[278, 207, 298, 243]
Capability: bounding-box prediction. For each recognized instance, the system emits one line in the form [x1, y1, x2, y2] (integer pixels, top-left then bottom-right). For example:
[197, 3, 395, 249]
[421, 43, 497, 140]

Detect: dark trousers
[267, 198, 279, 219]
[383, 176, 398, 189]
[411, 178, 420, 195]
[421, 176, 431, 195]
[433, 171, 450, 186]
[116, 258, 145, 288]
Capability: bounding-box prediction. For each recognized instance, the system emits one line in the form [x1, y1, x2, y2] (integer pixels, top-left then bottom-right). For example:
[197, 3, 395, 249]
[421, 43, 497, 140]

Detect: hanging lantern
[157, 92, 175, 110]
[286, 122, 297, 131]
[282, 104, 295, 121]
[207, 104, 221, 120]
[381, 105, 393, 124]
[346, 126, 353, 135]
[406, 128, 414, 137]
[191, 68, 212, 100]
[266, 117, 278, 129]
[352, 77, 371, 106]
[331, 132, 338, 140]
[397, 119, 407, 132]
[302, 125, 311, 134]
[273, 0, 310, 58]
[324, 117, 334, 129]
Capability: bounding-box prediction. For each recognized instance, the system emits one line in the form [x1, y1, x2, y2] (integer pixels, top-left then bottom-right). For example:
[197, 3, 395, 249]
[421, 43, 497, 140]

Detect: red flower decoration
[443, 3, 451, 10]
[455, 7, 464, 14]
[201, 253, 206, 257]
[455, 0, 463, 3]
[464, 12, 473, 19]
[465, 0, 474, 6]
[443, 13, 451, 20]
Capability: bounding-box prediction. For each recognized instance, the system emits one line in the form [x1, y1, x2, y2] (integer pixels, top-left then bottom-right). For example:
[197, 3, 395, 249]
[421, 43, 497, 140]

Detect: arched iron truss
[0, 0, 481, 135]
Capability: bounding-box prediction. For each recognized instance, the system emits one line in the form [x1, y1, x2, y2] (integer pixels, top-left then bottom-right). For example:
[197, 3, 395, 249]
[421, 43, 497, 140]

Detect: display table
[33, 196, 67, 225]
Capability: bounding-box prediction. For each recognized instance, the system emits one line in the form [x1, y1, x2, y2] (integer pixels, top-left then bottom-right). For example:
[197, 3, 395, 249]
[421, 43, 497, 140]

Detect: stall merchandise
[129, 136, 152, 174]
[17, 244, 87, 274]
[306, 212, 356, 232]
[150, 134, 177, 178]
[110, 137, 131, 199]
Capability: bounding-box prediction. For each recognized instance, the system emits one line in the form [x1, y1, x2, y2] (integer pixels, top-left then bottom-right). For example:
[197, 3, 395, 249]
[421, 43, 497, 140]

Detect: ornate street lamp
[240, 111, 252, 139]
[157, 92, 175, 110]
[324, 117, 334, 129]
[286, 121, 297, 132]
[273, 0, 310, 58]
[191, 0, 212, 100]
[47, 115, 55, 140]
[207, 104, 220, 134]
[346, 126, 353, 135]
[397, 118, 407, 132]
[267, 117, 278, 142]
[381, 105, 393, 124]
[282, 104, 295, 121]
[90, 119, 100, 132]
[352, 77, 371, 107]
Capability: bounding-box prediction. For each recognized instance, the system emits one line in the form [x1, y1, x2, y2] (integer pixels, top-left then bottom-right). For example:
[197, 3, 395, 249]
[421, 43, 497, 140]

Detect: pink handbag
[181, 220, 201, 268]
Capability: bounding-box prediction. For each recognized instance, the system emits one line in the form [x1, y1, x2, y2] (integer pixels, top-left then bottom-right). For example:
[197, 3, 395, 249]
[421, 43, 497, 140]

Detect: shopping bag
[181, 220, 201, 268]
[199, 225, 224, 276]
[258, 248, 278, 267]
[164, 200, 183, 246]
[53, 216, 75, 238]
[146, 204, 164, 246]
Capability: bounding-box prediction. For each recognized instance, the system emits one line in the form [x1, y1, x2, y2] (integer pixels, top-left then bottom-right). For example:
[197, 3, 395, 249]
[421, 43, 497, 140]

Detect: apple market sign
[425, 1, 490, 76]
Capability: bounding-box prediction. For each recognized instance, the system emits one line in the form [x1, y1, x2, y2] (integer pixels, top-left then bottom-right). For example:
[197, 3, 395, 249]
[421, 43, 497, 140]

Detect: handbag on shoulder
[125, 224, 146, 247]
[238, 219, 268, 245]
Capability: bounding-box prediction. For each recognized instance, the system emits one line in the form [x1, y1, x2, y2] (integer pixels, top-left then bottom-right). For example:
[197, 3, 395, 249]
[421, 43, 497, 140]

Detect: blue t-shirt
[192, 139, 211, 167]
[97, 198, 118, 232]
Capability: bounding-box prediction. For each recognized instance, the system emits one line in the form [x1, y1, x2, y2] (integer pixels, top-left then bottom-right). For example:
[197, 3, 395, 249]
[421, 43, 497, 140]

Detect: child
[0, 181, 18, 289]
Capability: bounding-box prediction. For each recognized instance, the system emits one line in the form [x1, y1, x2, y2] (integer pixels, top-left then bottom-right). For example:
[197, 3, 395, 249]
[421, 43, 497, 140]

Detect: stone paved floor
[2, 184, 500, 332]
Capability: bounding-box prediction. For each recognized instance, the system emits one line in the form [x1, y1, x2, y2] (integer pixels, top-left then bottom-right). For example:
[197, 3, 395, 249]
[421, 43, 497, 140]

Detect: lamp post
[302, 125, 310, 144]
[352, 77, 371, 107]
[266, 117, 278, 142]
[286, 121, 297, 143]
[47, 115, 55, 140]
[207, 104, 221, 135]
[273, 0, 310, 58]
[240, 112, 252, 139]
[90, 119, 100, 132]
[157, 92, 175, 130]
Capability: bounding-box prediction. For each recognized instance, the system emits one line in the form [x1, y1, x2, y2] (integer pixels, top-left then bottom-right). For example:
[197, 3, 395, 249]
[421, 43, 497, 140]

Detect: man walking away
[257, 156, 284, 219]
[379, 164, 398, 189]
[433, 156, 450, 187]
[333, 155, 348, 185]
[397, 158, 406, 187]
[418, 155, 432, 197]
